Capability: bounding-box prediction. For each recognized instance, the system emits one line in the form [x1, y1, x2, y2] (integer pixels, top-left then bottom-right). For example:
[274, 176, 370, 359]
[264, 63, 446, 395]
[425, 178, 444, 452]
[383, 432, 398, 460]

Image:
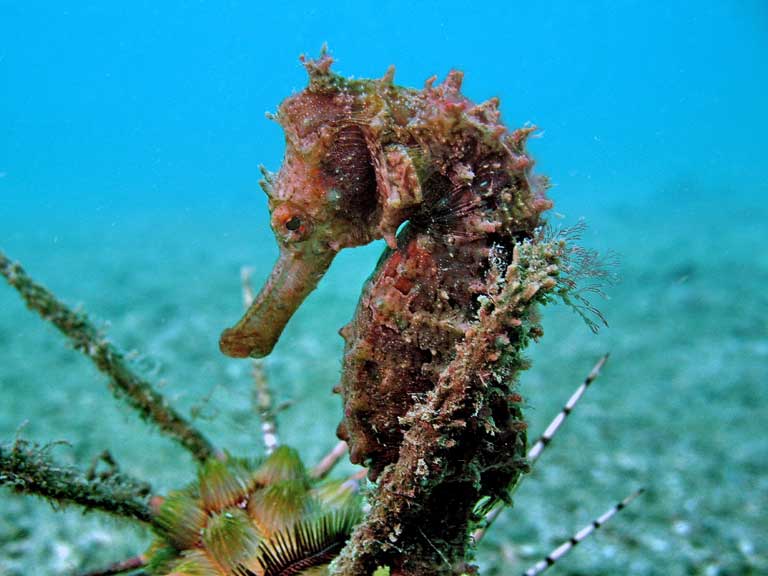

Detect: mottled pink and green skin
[220, 55, 550, 484]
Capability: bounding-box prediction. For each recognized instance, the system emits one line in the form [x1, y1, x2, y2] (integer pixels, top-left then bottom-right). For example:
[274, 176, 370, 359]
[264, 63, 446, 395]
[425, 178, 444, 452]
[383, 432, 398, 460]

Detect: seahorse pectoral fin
[219, 248, 336, 358]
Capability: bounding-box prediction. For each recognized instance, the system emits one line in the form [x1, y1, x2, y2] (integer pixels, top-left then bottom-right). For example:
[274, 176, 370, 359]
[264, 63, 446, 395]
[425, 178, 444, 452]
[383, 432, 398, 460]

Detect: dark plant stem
[0, 250, 217, 463]
[0, 439, 153, 523]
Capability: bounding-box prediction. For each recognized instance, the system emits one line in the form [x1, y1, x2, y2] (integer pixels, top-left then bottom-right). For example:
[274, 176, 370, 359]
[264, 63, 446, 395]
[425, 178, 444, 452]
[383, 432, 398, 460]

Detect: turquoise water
[1, 2, 766, 574]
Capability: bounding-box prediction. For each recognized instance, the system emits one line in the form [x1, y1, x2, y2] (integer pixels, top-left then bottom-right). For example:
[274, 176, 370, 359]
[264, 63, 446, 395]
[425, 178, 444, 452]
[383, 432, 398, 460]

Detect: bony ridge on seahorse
[220, 51, 551, 483]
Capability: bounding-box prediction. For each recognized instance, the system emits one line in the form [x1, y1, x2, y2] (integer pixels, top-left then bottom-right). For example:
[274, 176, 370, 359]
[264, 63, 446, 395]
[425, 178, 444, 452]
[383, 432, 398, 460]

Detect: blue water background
[0, 2, 766, 574]
[2, 1, 765, 221]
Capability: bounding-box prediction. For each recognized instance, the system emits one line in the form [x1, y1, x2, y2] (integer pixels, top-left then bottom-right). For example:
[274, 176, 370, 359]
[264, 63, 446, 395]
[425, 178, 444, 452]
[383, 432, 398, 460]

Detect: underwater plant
[0, 52, 641, 575]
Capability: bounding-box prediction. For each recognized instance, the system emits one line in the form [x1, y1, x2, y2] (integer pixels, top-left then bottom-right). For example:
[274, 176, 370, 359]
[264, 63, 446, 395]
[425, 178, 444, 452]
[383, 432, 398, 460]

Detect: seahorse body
[220, 54, 551, 489]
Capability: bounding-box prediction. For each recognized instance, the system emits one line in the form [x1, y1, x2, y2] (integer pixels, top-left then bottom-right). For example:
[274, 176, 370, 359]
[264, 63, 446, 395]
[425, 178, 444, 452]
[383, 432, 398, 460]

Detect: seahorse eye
[285, 216, 302, 231]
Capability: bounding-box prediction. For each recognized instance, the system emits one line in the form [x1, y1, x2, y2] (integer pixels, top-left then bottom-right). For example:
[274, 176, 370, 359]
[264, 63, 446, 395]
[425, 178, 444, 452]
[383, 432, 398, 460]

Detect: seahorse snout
[219, 248, 335, 358]
[219, 326, 272, 359]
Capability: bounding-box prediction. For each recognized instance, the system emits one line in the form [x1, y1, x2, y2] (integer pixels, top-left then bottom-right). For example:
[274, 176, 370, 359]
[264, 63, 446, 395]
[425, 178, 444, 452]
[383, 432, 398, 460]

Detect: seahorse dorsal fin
[300, 44, 335, 86]
[381, 65, 396, 85]
[443, 70, 464, 93]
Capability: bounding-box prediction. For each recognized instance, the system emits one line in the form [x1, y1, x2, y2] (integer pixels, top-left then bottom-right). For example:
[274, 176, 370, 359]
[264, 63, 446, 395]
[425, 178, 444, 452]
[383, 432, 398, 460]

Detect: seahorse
[220, 53, 550, 485]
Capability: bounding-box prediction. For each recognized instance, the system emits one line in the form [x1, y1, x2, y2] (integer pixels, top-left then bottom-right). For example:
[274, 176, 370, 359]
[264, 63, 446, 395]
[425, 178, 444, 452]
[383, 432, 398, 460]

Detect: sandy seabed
[0, 190, 765, 575]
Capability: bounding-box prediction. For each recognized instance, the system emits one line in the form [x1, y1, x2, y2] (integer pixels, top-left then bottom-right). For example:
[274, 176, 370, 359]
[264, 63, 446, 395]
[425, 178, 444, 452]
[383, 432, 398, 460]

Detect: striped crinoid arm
[522, 489, 645, 576]
[471, 355, 644, 575]
[527, 353, 610, 464]
[473, 354, 610, 542]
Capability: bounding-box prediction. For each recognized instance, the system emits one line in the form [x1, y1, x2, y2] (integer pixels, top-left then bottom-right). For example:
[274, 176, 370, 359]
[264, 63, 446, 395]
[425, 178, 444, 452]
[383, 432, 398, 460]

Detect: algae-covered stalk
[0, 251, 218, 464]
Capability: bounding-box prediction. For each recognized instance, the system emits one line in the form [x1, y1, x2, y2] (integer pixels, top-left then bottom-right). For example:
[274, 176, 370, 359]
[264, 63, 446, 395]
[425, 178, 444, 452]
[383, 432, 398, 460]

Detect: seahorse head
[220, 53, 423, 358]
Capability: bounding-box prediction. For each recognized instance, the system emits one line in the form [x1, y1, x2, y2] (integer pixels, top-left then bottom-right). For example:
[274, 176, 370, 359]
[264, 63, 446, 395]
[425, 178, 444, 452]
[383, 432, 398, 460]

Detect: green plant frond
[310, 478, 361, 511]
[472, 493, 509, 519]
[154, 491, 208, 549]
[253, 446, 308, 487]
[164, 549, 224, 576]
[199, 458, 255, 513]
[472, 496, 494, 519]
[145, 540, 181, 574]
[247, 480, 312, 537]
[203, 507, 260, 569]
[180, 480, 202, 499]
[372, 567, 391, 576]
[228, 456, 265, 482]
[241, 508, 362, 576]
